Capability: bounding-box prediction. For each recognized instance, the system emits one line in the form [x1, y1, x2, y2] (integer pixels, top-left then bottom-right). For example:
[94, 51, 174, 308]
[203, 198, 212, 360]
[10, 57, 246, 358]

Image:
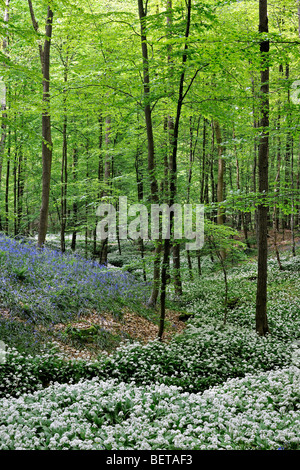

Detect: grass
[0, 233, 299, 450]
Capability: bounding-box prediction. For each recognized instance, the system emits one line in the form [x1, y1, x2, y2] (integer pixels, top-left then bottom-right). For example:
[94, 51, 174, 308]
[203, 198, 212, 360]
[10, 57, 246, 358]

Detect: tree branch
[27, 0, 39, 32]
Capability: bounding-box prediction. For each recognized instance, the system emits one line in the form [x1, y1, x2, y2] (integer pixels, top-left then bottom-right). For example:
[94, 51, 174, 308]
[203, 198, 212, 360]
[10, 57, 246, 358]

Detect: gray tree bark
[137, 0, 161, 307]
[28, 1, 54, 248]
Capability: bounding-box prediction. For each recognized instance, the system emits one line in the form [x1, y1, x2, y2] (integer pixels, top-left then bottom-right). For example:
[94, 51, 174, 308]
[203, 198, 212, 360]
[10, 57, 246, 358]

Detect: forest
[0, 0, 299, 453]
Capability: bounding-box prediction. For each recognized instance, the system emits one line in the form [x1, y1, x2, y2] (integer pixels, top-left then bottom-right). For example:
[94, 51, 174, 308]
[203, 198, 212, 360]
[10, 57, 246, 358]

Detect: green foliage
[204, 220, 246, 256]
[0, 367, 299, 449]
[0, 235, 150, 329]
[11, 266, 28, 282]
[0, 249, 299, 450]
[0, 0, 300, 451]
[1, 0, 299, 243]
[95, 321, 294, 393]
[64, 324, 101, 343]
[0, 318, 294, 399]
[59, 323, 130, 353]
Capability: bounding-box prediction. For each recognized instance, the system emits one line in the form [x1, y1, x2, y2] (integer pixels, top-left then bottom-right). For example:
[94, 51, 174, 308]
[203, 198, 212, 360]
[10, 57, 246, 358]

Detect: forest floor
[41, 307, 187, 360]
[0, 231, 299, 450]
[0, 227, 299, 361]
[0, 304, 187, 361]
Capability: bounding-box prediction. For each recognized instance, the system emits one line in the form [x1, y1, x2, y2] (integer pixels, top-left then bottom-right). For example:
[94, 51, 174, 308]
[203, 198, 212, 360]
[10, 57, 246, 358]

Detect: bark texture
[28, 1, 54, 247]
[256, 0, 270, 336]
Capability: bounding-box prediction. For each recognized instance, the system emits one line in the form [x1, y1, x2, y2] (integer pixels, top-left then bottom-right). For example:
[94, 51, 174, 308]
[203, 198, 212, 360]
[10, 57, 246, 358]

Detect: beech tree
[255, 0, 270, 337]
[137, 0, 161, 307]
[28, 0, 54, 248]
[0, 0, 10, 211]
[159, 0, 193, 340]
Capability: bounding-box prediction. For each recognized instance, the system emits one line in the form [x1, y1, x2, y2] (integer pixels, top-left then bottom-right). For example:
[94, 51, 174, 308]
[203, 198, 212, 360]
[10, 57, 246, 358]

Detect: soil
[0, 306, 187, 361]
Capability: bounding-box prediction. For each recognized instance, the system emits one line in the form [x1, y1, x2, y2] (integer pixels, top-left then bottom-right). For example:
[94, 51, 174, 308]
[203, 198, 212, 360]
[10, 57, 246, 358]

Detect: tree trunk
[85, 136, 89, 259]
[101, 115, 111, 264]
[256, 0, 270, 336]
[234, 128, 250, 247]
[210, 124, 216, 212]
[291, 141, 296, 257]
[214, 120, 225, 226]
[92, 115, 103, 257]
[137, 0, 161, 307]
[250, 69, 259, 241]
[135, 117, 147, 281]
[214, 119, 226, 259]
[13, 126, 17, 236]
[5, 130, 10, 235]
[0, 1, 10, 231]
[272, 84, 283, 269]
[71, 147, 78, 251]
[200, 118, 207, 203]
[297, 2, 300, 231]
[284, 64, 292, 230]
[275, 67, 283, 232]
[60, 59, 68, 253]
[168, 115, 182, 297]
[98, 114, 112, 265]
[28, 1, 54, 248]
[17, 140, 24, 235]
[158, 0, 192, 340]
[186, 116, 199, 280]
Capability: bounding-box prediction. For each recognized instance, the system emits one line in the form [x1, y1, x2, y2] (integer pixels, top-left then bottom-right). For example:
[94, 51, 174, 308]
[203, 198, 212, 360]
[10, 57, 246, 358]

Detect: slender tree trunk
[214, 119, 226, 259]
[98, 114, 103, 182]
[291, 142, 296, 256]
[273, 102, 283, 270]
[250, 69, 259, 240]
[273, 158, 283, 270]
[135, 115, 147, 281]
[60, 60, 68, 253]
[99, 114, 111, 265]
[39, 8, 53, 247]
[234, 127, 250, 247]
[297, 2, 300, 230]
[92, 115, 103, 257]
[137, 0, 161, 307]
[0, 1, 10, 232]
[256, 0, 270, 336]
[284, 65, 296, 256]
[60, 114, 67, 252]
[71, 147, 78, 251]
[197, 249, 202, 276]
[28, 1, 54, 248]
[200, 118, 207, 203]
[186, 116, 199, 281]
[284, 64, 292, 231]
[164, 0, 182, 296]
[297, 145, 300, 230]
[214, 120, 225, 226]
[169, 114, 182, 297]
[275, 67, 283, 232]
[85, 135, 89, 259]
[210, 124, 216, 212]
[5, 129, 10, 235]
[0, 1, 10, 175]
[17, 141, 24, 235]
[137, 0, 158, 205]
[159, 0, 192, 340]
[212, 239, 228, 326]
[13, 126, 17, 236]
